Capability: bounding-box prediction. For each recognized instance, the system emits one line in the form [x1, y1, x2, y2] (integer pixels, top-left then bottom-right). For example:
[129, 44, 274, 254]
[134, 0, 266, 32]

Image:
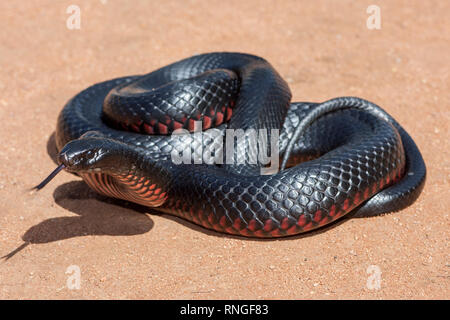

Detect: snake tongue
[33, 164, 66, 190]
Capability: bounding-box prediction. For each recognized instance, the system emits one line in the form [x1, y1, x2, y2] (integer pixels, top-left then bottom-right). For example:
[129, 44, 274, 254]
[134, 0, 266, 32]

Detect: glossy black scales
[45, 52, 426, 237]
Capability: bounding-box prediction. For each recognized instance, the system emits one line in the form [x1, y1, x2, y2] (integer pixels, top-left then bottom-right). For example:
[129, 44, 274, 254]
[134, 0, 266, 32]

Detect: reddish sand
[0, 1, 448, 299]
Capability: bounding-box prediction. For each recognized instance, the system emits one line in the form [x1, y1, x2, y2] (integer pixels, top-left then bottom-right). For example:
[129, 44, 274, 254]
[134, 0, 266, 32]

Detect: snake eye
[85, 151, 95, 160]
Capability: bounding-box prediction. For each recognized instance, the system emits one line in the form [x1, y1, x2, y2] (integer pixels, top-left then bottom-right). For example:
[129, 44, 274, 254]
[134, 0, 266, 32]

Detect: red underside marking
[248, 219, 258, 231]
[297, 214, 307, 227]
[111, 177, 124, 197]
[225, 226, 235, 234]
[200, 214, 210, 228]
[342, 199, 350, 211]
[239, 229, 251, 236]
[158, 123, 168, 134]
[219, 215, 228, 227]
[173, 121, 183, 130]
[286, 225, 298, 235]
[144, 123, 154, 134]
[233, 218, 242, 230]
[363, 188, 370, 199]
[313, 210, 322, 222]
[263, 219, 274, 232]
[333, 211, 343, 219]
[140, 189, 154, 197]
[318, 217, 329, 226]
[270, 229, 282, 237]
[203, 116, 212, 129]
[192, 210, 200, 224]
[254, 230, 265, 237]
[99, 174, 111, 196]
[130, 182, 143, 190]
[303, 222, 314, 231]
[329, 205, 336, 217]
[215, 111, 224, 125]
[281, 217, 290, 229]
[353, 192, 360, 205]
[195, 209, 203, 224]
[131, 124, 140, 132]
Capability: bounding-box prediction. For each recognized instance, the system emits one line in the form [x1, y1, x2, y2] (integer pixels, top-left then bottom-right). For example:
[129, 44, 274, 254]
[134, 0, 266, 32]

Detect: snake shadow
[2, 180, 157, 260]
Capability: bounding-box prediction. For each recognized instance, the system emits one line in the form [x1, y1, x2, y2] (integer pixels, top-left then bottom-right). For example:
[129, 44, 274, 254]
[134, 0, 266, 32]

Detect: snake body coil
[42, 53, 425, 237]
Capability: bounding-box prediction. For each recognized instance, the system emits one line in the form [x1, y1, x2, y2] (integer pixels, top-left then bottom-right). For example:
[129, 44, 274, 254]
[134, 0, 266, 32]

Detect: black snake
[36, 52, 426, 237]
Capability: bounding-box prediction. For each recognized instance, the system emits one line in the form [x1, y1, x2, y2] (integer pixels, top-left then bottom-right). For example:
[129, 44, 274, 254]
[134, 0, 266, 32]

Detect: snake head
[58, 136, 126, 174]
[54, 136, 171, 208]
[34, 135, 121, 191]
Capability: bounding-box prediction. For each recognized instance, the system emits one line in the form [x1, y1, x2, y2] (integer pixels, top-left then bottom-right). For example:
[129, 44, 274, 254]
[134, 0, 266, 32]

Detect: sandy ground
[0, 0, 448, 300]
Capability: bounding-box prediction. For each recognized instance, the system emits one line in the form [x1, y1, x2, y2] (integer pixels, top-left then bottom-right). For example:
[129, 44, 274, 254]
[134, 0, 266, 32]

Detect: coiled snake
[37, 52, 426, 237]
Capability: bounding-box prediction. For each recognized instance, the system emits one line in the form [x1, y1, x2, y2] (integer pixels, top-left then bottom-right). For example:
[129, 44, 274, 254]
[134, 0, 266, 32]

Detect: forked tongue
[33, 164, 66, 190]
